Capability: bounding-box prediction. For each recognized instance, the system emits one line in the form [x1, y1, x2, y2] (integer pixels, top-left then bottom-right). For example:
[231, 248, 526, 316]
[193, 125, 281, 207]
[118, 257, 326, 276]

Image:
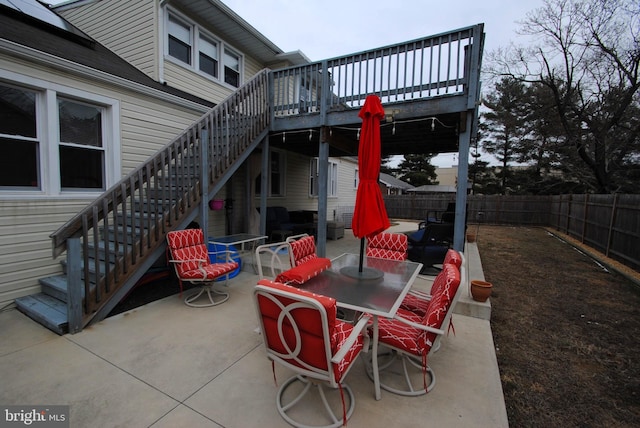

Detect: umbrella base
[340, 266, 384, 280]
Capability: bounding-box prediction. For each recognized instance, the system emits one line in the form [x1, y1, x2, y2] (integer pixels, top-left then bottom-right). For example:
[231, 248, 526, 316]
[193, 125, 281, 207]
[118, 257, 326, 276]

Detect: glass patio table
[297, 253, 423, 400]
[208, 233, 268, 274]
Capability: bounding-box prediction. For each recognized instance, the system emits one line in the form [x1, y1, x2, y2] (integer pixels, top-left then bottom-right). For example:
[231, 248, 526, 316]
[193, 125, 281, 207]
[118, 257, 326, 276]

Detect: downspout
[158, 2, 167, 84]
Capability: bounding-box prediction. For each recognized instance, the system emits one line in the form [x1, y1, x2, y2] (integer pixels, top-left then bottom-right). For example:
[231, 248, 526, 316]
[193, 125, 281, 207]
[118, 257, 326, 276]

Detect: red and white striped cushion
[366, 232, 408, 261]
[275, 257, 331, 284]
[379, 264, 460, 356]
[290, 236, 319, 266]
[167, 229, 238, 280]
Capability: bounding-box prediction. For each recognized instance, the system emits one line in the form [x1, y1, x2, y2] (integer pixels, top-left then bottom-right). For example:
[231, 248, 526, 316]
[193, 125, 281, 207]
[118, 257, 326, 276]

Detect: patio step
[15, 293, 68, 335]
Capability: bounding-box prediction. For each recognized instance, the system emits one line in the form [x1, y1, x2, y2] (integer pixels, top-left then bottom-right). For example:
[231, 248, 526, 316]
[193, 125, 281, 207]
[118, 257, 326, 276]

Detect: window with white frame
[168, 14, 191, 65]
[254, 149, 286, 197]
[199, 35, 218, 78]
[0, 84, 39, 188]
[310, 158, 338, 197]
[0, 78, 116, 195]
[58, 98, 105, 190]
[165, 9, 242, 88]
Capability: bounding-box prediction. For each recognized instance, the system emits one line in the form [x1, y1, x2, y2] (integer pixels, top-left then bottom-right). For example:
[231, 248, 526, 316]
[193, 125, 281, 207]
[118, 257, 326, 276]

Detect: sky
[47, 0, 545, 166]
[217, 0, 544, 167]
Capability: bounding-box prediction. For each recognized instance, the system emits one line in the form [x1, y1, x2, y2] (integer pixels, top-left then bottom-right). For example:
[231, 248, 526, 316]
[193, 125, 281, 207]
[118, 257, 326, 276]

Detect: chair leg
[363, 348, 436, 397]
[184, 284, 229, 307]
[276, 375, 355, 428]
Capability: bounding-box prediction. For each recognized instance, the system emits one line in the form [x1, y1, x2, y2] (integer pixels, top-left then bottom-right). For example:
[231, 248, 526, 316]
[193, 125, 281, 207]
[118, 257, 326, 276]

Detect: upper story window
[224, 48, 240, 87]
[168, 15, 192, 64]
[310, 158, 338, 197]
[199, 35, 218, 78]
[0, 76, 118, 197]
[165, 9, 243, 88]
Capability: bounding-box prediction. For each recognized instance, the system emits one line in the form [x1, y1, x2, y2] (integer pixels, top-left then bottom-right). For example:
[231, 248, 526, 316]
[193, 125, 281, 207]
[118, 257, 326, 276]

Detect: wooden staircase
[15, 70, 270, 334]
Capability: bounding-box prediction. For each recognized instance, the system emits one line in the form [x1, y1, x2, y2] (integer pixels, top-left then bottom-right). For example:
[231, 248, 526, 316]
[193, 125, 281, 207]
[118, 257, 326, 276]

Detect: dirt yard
[476, 225, 640, 427]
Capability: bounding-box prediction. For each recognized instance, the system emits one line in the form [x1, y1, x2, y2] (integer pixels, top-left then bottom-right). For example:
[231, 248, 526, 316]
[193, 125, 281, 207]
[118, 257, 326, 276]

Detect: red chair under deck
[166, 229, 238, 307]
[253, 279, 370, 428]
[365, 263, 461, 396]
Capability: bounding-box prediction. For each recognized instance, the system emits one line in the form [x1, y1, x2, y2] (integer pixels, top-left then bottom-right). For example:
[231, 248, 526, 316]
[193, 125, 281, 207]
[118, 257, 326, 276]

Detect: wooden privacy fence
[382, 193, 640, 272]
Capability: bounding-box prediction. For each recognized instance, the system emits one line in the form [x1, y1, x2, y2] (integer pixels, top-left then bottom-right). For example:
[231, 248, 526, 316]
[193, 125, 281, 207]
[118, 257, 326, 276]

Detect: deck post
[67, 237, 82, 333]
[200, 129, 209, 233]
[316, 60, 331, 257]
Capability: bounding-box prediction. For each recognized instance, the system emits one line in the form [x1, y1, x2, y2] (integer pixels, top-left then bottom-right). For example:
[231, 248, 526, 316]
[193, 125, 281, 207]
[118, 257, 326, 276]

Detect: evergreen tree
[396, 154, 438, 187]
[480, 77, 531, 194]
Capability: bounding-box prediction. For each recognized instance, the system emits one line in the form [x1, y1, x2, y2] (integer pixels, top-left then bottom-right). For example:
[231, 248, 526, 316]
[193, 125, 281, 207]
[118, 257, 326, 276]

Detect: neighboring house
[435, 166, 459, 187]
[379, 172, 414, 195]
[407, 185, 457, 194]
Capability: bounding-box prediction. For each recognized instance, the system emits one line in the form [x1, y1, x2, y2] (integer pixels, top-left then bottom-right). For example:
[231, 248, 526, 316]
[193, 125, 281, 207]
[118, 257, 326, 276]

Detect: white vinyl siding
[310, 158, 338, 197]
[57, 0, 158, 79]
[163, 61, 234, 104]
[0, 57, 207, 307]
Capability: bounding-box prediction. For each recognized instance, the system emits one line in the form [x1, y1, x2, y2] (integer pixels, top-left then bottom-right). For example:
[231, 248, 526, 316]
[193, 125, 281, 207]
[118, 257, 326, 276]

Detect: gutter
[0, 38, 211, 113]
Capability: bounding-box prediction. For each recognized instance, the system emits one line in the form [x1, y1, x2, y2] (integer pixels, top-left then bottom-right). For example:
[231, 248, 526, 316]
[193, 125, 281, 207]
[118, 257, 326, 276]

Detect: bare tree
[487, 0, 640, 193]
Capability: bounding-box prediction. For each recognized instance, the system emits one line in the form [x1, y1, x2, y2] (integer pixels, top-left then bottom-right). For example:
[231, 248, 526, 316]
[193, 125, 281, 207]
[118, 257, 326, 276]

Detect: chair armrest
[407, 289, 432, 301]
[168, 258, 208, 264]
[392, 313, 445, 336]
[331, 315, 371, 363]
[255, 241, 291, 279]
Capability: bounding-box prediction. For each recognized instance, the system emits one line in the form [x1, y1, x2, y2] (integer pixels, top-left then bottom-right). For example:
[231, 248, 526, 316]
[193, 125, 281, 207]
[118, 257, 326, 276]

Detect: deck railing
[271, 24, 483, 116]
[49, 70, 270, 331]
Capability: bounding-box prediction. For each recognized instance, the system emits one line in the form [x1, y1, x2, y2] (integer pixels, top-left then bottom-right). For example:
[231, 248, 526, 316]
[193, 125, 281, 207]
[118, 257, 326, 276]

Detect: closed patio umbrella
[346, 95, 391, 277]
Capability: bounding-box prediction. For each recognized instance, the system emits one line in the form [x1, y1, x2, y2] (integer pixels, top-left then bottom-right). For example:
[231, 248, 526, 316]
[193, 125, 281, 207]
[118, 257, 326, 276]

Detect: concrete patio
[0, 222, 508, 427]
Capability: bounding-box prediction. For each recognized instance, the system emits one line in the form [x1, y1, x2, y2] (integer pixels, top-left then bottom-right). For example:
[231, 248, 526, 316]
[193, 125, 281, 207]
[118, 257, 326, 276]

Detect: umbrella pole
[359, 238, 365, 272]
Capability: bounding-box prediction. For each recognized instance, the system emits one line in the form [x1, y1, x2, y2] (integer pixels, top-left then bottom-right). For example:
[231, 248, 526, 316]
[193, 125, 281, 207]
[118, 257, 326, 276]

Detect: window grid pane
[0, 84, 39, 188]
[168, 16, 192, 64]
[58, 98, 105, 190]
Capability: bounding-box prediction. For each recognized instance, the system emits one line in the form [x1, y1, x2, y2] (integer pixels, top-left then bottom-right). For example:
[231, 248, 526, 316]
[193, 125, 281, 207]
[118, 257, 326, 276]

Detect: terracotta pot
[470, 279, 492, 302]
[466, 231, 476, 242]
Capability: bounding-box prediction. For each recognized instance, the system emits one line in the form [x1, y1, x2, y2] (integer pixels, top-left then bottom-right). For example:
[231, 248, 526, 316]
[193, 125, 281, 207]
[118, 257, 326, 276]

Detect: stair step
[15, 294, 68, 335]
[39, 275, 71, 302]
[61, 258, 114, 283]
[114, 211, 161, 226]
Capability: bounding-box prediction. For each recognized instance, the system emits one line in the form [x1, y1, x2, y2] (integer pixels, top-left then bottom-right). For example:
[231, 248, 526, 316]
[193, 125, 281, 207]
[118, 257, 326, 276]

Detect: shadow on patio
[0, 222, 507, 427]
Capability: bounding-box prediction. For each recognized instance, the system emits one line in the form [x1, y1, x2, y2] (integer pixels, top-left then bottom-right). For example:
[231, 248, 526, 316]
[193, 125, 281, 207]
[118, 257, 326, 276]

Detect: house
[2, 0, 484, 333]
[0, 0, 218, 310]
[379, 172, 414, 195]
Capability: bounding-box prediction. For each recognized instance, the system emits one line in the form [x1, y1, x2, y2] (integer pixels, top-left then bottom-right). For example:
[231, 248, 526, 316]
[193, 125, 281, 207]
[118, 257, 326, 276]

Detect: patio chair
[366, 232, 408, 261]
[401, 249, 464, 318]
[254, 240, 292, 280]
[166, 229, 238, 307]
[253, 279, 370, 428]
[364, 263, 461, 396]
[273, 234, 332, 285]
[407, 222, 454, 274]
